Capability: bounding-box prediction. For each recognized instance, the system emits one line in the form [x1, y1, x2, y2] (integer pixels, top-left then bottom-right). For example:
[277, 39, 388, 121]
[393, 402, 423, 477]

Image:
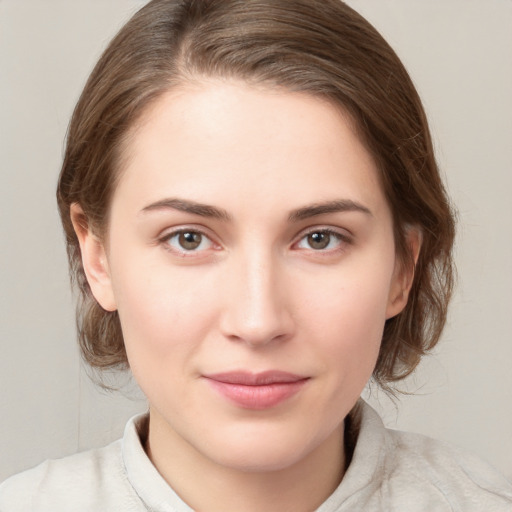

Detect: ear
[386, 226, 422, 319]
[70, 203, 117, 312]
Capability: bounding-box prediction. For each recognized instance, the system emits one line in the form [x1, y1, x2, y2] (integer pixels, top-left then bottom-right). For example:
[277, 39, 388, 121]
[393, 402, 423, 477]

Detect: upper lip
[203, 370, 308, 386]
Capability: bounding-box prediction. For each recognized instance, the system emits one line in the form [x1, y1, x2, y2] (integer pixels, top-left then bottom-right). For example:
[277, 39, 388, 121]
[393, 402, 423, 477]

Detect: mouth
[202, 371, 310, 410]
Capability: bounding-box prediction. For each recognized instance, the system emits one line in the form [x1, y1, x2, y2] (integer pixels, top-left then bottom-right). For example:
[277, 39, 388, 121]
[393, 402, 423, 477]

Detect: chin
[211, 443, 309, 473]
[200, 422, 332, 473]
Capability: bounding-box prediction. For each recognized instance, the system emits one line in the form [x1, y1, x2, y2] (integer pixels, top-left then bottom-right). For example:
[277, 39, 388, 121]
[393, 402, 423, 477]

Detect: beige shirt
[1, 401, 511, 511]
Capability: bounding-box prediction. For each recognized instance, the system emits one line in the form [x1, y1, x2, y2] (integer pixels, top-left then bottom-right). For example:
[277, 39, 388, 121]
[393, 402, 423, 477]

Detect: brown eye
[163, 229, 216, 255]
[178, 231, 203, 250]
[307, 232, 331, 250]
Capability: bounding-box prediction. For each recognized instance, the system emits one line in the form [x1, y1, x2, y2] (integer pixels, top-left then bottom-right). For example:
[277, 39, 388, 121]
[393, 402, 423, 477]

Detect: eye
[295, 229, 348, 251]
[162, 229, 215, 254]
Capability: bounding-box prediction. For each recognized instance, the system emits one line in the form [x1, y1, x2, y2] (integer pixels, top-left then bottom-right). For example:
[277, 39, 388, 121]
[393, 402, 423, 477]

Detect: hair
[57, 0, 456, 390]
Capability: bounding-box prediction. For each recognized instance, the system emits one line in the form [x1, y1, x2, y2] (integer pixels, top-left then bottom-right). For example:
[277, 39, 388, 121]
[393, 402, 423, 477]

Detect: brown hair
[57, 0, 456, 389]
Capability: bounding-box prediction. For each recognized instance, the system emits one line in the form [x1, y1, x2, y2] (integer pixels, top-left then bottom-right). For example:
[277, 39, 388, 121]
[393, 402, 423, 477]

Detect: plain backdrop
[1, 0, 511, 483]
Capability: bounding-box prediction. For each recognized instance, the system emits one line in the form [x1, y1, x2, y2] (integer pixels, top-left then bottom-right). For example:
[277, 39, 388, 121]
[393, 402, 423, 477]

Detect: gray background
[1, 0, 511, 482]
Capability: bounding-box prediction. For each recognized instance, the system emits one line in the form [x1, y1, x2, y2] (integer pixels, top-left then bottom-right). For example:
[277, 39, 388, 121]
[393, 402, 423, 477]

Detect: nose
[219, 250, 295, 347]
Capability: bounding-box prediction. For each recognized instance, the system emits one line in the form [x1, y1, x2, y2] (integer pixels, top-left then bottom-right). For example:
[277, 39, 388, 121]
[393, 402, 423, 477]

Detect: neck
[145, 410, 346, 512]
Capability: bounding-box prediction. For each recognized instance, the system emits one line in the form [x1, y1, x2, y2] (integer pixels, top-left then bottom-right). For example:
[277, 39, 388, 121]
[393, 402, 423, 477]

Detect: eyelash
[158, 226, 352, 256]
[159, 227, 218, 257]
[293, 228, 352, 254]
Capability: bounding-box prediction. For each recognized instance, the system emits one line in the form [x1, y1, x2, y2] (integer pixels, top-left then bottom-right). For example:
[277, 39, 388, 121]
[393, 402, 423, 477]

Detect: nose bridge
[221, 244, 292, 346]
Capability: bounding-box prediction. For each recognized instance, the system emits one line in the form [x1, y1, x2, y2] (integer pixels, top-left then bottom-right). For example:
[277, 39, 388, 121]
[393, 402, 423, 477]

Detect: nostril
[219, 300, 294, 347]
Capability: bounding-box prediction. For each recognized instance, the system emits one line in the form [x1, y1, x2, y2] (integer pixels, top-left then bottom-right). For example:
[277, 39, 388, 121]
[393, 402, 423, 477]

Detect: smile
[203, 371, 310, 410]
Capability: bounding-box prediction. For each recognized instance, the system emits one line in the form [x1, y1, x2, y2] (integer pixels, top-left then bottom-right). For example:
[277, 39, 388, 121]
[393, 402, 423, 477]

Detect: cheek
[109, 254, 220, 368]
[318, 290, 386, 370]
[299, 258, 394, 372]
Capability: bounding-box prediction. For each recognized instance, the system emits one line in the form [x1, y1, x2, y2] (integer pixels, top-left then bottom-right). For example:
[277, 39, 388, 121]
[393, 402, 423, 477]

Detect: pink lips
[203, 371, 309, 410]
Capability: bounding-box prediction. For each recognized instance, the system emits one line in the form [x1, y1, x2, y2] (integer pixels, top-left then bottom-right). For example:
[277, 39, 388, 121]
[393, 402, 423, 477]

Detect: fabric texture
[1, 401, 511, 511]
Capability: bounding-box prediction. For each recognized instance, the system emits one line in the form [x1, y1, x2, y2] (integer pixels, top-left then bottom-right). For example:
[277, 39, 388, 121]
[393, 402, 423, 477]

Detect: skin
[73, 80, 418, 512]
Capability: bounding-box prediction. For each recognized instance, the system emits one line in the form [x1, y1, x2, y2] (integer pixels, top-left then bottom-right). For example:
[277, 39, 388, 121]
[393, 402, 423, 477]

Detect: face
[76, 81, 411, 474]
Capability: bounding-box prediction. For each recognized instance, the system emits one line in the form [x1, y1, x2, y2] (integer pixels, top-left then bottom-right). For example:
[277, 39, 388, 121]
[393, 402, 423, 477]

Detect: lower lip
[205, 378, 308, 410]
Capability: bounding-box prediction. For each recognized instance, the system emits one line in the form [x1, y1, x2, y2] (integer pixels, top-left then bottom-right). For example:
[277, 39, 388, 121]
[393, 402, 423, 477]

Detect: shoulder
[333, 401, 512, 512]
[380, 414, 512, 510]
[0, 439, 143, 512]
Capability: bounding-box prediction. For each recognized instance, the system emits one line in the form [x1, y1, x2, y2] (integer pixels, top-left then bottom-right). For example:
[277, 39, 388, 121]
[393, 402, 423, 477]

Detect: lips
[203, 371, 309, 410]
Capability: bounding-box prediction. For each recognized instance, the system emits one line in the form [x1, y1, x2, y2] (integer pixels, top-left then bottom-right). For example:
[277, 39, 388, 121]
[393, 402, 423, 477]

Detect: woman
[1, 0, 511, 510]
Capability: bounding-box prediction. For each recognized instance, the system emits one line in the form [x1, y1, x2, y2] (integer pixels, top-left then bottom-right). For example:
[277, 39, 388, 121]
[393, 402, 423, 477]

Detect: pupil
[179, 232, 202, 250]
[308, 232, 330, 250]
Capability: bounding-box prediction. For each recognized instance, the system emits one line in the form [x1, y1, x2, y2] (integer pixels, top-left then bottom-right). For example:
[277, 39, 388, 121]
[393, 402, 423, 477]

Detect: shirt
[1, 401, 511, 511]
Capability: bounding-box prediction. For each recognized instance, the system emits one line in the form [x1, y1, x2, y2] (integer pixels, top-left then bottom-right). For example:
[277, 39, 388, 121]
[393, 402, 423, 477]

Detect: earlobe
[386, 226, 422, 319]
[70, 203, 117, 312]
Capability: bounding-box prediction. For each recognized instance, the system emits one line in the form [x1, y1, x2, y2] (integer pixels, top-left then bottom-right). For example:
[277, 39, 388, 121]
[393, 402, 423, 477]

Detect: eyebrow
[141, 198, 232, 221]
[140, 197, 372, 223]
[288, 199, 372, 222]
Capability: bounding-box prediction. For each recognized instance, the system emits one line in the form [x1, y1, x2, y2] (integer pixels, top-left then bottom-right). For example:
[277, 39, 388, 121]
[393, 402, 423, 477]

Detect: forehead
[113, 80, 388, 220]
